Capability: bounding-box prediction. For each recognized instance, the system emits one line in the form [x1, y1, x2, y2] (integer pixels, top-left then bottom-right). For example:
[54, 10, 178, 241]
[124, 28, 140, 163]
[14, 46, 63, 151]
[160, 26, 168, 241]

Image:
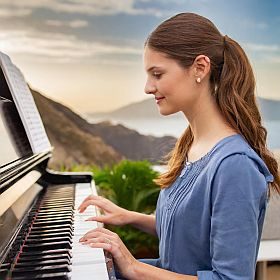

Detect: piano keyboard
[0, 183, 115, 280]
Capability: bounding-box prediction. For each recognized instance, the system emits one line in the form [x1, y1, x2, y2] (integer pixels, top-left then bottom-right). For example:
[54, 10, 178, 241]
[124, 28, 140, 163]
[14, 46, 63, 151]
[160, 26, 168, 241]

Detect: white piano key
[71, 182, 109, 279]
[71, 262, 109, 280]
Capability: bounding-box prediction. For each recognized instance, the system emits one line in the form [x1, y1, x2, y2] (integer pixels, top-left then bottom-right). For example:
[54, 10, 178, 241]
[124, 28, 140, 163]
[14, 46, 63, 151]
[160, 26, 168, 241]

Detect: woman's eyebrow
[146, 66, 163, 72]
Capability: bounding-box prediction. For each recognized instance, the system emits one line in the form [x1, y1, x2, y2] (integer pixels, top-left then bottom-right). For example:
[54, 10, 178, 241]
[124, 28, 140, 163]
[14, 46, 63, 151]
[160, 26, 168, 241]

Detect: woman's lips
[155, 97, 165, 104]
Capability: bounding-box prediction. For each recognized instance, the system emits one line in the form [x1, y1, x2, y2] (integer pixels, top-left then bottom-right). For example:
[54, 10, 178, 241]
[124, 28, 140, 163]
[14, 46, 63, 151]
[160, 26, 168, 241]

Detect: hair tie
[223, 35, 227, 46]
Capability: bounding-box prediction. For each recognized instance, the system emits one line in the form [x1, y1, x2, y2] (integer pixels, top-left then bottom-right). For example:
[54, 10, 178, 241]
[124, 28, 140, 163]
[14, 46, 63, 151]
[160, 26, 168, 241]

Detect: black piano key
[17, 253, 71, 263]
[29, 229, 74, 237]
[34, 211, 74, 216]
[36, 205, 73, 210]
[26, 236, 72, 244]
[11, 272, 70, 280]
[30, 224, 74, 232]
[35, 213, 73, 219]
[32, 219, 73, 227]
[19, 248, 72, 258]
[11, 264, 71, 275]
[22, 241, 72, 252]
[41, 197, 73, 201]
[28, 232, 72, 239]
[0, 269, 9, 279]
[40, 204, 73, 209]
[15, 258, 70, 268]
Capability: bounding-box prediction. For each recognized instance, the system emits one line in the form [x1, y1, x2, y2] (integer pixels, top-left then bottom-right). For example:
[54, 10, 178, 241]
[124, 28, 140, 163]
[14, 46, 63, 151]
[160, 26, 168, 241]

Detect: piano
[0, 52, 116, 279]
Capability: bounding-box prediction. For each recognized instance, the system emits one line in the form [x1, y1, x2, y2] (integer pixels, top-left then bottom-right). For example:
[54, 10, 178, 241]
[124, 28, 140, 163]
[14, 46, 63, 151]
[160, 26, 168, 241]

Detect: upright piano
[0, 52, 116, 279]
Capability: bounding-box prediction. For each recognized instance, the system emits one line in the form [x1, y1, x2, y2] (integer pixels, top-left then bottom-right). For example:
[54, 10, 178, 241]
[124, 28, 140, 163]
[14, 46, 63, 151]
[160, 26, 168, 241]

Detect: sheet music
[0, 52, 51, 154]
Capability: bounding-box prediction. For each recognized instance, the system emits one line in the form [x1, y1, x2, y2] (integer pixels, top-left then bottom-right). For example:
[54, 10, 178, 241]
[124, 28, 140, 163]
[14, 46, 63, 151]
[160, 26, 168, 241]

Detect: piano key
[17, 253, 71, 263]
[11, 264, 71, 275]
[19, 248, 72, 258]
[28, 232, 72, 239]
[70, 262, 109, 279]
[11, 272, 69, 280]
[15, 258, 70, 268]
[22, 241, 72, 251]
[71, 183, 110, 279]
[25, 236, 72, 244]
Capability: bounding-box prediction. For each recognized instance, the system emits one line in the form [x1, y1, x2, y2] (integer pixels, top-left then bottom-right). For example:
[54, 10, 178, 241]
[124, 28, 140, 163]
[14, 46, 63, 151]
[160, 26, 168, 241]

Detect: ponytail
[215, 36, 280, 196]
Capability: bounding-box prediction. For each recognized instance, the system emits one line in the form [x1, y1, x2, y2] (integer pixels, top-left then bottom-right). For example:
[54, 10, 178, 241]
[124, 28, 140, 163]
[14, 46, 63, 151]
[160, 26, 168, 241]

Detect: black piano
[0, 52, 116, 279]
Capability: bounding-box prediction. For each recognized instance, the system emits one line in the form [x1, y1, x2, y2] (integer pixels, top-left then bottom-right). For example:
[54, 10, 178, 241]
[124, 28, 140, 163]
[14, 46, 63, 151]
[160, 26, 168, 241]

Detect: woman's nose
[144, 82, 157, 95]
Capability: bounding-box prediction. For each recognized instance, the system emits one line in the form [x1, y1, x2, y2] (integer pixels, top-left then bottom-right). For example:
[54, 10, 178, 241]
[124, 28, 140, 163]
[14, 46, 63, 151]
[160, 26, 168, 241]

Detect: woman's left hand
[79, 227, 138, 279]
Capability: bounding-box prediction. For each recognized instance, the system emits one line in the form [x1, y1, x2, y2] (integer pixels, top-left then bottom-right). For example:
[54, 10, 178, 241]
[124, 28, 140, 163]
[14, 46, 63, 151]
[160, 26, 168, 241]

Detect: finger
[78, 198, 108, 213]
[93, 227, 117, 237]
[85, 216, 107, 223]
[80, 228, 116, 242]
[82, 236, 111, 245]
[78, 195, 105, 210]
[89, 241, 112, 251]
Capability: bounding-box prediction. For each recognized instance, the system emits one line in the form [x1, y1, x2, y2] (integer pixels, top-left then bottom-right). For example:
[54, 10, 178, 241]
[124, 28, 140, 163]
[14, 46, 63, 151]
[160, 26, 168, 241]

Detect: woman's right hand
[78, 195, 131, 226]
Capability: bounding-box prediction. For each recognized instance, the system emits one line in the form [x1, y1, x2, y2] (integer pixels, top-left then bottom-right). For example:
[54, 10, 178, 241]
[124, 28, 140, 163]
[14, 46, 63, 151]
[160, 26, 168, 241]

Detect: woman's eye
[153, 72, 162, 79]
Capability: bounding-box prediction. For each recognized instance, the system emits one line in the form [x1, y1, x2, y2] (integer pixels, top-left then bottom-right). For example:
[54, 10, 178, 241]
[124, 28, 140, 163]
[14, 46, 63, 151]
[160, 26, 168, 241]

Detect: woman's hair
[146, 13, 280, 195]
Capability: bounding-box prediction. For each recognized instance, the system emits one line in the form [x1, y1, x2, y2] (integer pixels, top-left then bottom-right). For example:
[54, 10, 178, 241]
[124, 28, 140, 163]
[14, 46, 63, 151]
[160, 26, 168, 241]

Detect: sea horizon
[87, 116, 280, 151]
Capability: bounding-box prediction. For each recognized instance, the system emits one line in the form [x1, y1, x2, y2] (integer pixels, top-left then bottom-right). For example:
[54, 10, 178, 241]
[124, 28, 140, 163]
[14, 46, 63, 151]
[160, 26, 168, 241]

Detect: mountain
[89, 121, 175, 163]
[88, 98, 183, 120]
[31, 89, 176, 169]
[31, 89, 123, 169]
[257, 98, 280, 121]
[87, 97, 280, 121]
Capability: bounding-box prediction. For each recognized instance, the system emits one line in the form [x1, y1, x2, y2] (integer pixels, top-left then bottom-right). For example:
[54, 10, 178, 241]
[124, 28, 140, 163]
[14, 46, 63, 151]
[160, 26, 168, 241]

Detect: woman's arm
[126, 210, 157, 236]
[132, 261, 197, 280]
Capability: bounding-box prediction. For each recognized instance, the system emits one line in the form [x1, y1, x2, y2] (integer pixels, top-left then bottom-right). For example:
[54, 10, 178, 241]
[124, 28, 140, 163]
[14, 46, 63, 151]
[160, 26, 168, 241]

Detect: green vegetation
[94, 160, 160, 213]
[68, 160, 160, 258]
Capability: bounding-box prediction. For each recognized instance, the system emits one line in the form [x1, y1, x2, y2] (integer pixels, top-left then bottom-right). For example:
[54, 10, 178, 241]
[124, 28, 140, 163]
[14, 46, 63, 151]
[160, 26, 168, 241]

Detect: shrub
[93, 160, 160, 258]
[94, 160, 160, 213]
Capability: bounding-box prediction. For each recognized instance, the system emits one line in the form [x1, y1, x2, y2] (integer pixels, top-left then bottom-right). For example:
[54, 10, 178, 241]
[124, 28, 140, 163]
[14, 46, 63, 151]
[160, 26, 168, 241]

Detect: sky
[0, 0, 279, 114]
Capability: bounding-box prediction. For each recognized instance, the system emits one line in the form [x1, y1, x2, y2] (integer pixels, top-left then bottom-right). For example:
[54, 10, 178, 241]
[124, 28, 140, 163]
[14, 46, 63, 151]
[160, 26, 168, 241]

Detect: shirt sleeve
[197, 154, 269, 280]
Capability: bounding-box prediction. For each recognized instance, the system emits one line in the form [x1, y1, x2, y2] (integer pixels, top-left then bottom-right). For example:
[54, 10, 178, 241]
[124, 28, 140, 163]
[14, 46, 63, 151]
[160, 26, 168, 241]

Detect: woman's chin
[158, 108, 178, 116]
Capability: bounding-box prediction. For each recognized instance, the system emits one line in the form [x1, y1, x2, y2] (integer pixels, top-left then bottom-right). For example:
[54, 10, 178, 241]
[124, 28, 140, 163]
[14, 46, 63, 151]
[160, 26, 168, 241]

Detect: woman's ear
[192, 55, 211, 83]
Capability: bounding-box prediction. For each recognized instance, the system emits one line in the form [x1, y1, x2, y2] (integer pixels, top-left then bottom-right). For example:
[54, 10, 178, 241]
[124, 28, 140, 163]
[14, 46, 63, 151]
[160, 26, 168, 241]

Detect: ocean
[1, 116, 279, 168]
[88, 116, 280, 150]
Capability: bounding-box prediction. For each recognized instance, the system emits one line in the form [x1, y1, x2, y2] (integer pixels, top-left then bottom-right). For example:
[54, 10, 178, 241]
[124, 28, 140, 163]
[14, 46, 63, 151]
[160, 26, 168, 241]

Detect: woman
[78, 13, 280, 279]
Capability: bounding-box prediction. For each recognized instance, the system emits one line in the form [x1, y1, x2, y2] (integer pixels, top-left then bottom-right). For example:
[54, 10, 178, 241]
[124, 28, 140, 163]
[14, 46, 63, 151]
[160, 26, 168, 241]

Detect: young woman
[78, 13, 280, 280]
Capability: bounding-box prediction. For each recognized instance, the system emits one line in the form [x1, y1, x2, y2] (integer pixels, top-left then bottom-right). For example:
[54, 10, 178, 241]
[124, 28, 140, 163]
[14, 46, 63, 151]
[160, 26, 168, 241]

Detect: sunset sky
[0, 0, 279, 114]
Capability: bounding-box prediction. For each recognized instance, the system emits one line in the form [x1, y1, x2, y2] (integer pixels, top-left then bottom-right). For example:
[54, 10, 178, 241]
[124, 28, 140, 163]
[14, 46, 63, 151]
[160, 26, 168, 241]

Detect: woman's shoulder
[207, 134, 273, 184]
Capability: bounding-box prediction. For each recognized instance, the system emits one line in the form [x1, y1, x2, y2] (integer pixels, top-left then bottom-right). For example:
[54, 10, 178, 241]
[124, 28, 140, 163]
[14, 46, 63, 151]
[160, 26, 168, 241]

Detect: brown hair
[146, 13, 280, 195]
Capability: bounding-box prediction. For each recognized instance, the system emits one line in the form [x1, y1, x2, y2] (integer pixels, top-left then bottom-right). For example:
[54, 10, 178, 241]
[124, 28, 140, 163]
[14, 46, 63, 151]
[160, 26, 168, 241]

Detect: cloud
[263, 55, 280, 64]
[0, 29, 142, 63]
[45, 19, 88, 28]
[0, 0, 169, 17]
[244, 43, 279, 52]
[240, 19, 269, 30]
[0, 7, 32, 17]
[242, 42, 280, 64]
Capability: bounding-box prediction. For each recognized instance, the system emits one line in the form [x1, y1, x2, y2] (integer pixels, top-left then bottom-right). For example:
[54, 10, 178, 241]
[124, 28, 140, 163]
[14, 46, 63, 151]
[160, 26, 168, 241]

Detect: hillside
[31, 89, 176, 168]
[31, 89, 123, 169]
[89, 121, 176, 162]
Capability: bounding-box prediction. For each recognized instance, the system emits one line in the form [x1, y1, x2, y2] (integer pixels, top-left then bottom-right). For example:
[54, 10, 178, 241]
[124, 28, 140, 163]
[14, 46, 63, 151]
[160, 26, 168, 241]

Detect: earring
[196, 77, 201, 83]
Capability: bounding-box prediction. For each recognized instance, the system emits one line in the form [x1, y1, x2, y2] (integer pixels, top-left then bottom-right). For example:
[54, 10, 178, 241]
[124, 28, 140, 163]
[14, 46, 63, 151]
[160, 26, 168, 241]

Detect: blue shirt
[142, 134, 273, 280]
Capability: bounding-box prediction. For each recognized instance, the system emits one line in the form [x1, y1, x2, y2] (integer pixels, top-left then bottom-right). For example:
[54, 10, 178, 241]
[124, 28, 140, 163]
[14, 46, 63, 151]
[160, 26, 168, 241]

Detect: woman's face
[143, 46, 198, 116]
